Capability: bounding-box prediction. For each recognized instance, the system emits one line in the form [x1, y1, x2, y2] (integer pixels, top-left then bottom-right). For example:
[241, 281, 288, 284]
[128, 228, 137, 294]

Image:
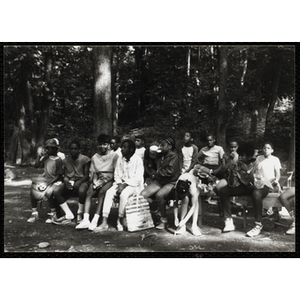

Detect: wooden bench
[231, 193, 283, 228]
[198, 171, 293, 227]
[197, 192, 283, 228]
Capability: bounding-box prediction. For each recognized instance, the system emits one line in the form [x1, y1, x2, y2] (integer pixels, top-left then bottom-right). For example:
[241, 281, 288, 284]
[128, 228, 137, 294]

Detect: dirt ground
[3, 165, 296, 255]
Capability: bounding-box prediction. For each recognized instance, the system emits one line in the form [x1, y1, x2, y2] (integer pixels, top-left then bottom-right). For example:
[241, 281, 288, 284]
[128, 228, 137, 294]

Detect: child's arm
[73, 161, 91, 189]
[156, 155, 179, 178]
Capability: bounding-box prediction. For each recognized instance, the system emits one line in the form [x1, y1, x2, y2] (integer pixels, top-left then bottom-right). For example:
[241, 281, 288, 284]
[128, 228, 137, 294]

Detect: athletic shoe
[156, 221, 166, 230]
[27, 212, 39, 223]
[117, 223, 124, 231]
[53, 216, 73, 225]
[93, 224, 108, 233]
[45, 212, 57, 224]
[246, 223, 263, 237]
[156, 217, 168, 230]
[286, 221, 295, 235]
[77, 213, 83, 224]
[223, 218, 235, 232]
[88, 222, 98, 231]
[75, 219, 90, 229]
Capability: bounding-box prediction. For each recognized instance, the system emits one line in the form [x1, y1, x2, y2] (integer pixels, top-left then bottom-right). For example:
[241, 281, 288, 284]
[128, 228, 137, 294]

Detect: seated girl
[75, 134, 118, 230]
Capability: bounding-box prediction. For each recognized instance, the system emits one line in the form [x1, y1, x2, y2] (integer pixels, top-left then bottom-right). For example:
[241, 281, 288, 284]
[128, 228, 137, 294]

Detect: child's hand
[117, 183, 127, 194]
[174, 218, 179, 227]
[65, 180, 73, 190]
[73, 181, 80, 190]
[178, 220, 185, 228]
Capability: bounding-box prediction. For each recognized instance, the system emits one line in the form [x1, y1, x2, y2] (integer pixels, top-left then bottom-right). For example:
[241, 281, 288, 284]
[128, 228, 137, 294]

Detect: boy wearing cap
[27, 138, 64, 223]
[140, 137, 181, 229]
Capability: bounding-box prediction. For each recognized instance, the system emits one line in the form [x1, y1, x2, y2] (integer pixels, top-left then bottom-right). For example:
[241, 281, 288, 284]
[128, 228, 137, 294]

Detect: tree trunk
[288, 103, 295, 171]
[37, 50, 53, 149]
[7, 55, 31, 164]
[250, 52, 263, 141]
[216, 46, 228, 148]
[135, 47, 143, 119]
[187, 47, 191, 77]
[93, 46, 113, 138]
[112, 47, 120, 136]
[264, 59, 282, 139]
[27, 80, 37, 149]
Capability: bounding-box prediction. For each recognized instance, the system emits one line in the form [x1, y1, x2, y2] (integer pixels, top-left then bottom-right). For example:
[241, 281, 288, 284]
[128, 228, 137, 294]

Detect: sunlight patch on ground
[5, 180, 32, 187]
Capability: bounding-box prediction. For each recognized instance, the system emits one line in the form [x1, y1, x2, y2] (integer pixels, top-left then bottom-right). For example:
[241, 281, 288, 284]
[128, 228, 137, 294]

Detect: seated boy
[27, 138, 63, 223]
[197, 133, 225, 178]
[51, 139, 91, 225]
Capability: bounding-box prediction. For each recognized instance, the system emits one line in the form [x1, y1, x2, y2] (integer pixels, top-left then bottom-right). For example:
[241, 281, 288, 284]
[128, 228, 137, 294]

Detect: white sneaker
[75, 219, 90, 229]
[246, 223, 263, 237]
[27, 212, 39, 223]
[88, 222, 98, 231]
[45, 212, 57, 224]
[223, 218, 235, 232]
[286, 221, 295, 235]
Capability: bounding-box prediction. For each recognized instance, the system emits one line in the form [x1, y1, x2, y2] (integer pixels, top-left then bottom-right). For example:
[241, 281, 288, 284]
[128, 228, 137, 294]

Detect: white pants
[102, 185, 137, 218]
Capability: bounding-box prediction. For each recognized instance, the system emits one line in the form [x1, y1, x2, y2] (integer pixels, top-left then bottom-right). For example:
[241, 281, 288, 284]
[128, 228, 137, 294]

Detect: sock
[92, 214, 99, 224]
[77, 203, 84, 214]
[255, 221, 262, 227]
[32, 208, 38, 213]
[50, 208, 56, 213]
[83, 213, 90, 221]
[60, 202, 74, 219]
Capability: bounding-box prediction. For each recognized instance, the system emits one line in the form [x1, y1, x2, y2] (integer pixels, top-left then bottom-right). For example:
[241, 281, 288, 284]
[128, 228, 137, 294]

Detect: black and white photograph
[3, 43, 296, 254]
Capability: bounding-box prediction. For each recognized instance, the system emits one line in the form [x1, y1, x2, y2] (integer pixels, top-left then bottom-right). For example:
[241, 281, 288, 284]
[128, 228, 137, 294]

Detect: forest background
[3, 44, 295, 171]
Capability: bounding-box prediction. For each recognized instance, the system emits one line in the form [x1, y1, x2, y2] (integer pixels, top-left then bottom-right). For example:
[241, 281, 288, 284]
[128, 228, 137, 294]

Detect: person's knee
[140, 189, 147, 198]
[218, 187, 227, 197]
[252, 189, 263, 201]
[156, 190, 167, 203]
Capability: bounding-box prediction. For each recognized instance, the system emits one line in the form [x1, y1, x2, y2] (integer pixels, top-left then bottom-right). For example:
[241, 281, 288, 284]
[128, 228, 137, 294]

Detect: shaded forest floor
[3, 165, 295, 255]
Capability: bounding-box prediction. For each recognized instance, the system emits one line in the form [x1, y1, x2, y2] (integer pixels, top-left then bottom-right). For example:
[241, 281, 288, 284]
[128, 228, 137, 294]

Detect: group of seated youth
[27, 132, 295, 237]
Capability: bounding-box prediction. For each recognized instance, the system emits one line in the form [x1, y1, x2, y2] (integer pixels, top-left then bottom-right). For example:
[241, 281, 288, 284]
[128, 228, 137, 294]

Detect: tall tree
[93, 46, 113, 137]
[216, 46, 228, 148]
[264, 49, 283, 138]
[36, 49, 53, 151]
[8, 51, 32, 164]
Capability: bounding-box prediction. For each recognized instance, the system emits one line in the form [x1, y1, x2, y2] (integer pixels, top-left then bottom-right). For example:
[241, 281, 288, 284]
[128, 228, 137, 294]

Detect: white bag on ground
[125, 195, 154, 232]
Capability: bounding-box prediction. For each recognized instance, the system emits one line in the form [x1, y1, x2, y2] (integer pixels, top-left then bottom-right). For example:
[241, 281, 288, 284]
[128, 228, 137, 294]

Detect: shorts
[31, 183, 55, 201]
